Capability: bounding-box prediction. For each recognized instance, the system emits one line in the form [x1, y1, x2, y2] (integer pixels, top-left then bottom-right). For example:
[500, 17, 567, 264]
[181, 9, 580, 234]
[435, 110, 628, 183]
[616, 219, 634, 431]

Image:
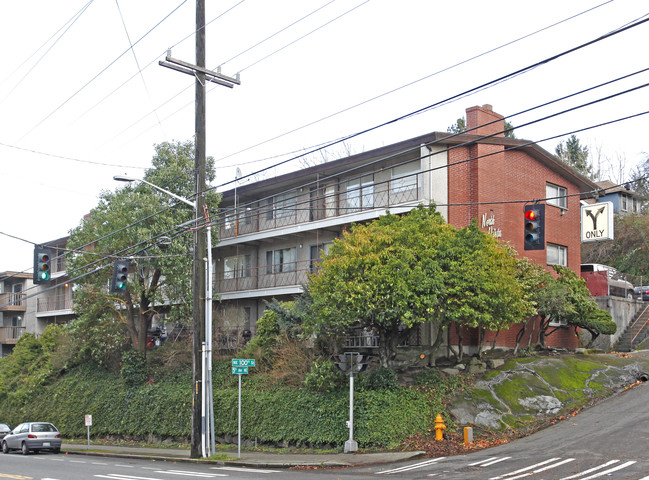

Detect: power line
[213, 0, 616, 165]
[17, 0, 188, 142]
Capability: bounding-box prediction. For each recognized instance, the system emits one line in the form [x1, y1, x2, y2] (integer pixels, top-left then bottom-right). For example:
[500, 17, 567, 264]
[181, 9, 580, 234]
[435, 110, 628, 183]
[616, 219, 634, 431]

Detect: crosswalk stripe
[577, 461, 636, 480]
[489, 457, 561, 480]
[376, 457, 445, 474]
[480, 457, 512, 467]
[559, 460, 620, 480]
[159, 471, 227, 478]
[211, 466, 278, 474]
[506, 458, 575, 480]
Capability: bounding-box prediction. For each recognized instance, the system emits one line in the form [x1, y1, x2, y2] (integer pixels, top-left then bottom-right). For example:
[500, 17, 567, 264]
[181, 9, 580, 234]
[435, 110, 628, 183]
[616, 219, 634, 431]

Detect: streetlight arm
[113, 175, 195, 209]
[139, 179, 196, 209]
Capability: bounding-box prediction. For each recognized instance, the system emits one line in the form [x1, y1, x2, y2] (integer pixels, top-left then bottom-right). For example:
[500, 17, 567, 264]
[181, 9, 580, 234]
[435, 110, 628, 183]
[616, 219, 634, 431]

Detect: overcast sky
[1, 0, 648, 273]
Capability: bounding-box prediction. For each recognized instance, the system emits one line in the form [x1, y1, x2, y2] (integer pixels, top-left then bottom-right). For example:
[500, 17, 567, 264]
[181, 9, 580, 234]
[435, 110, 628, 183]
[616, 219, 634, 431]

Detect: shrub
[358, 367, 399, 391]
[413, 368, 443, 386]
[304, 359, 345, 392]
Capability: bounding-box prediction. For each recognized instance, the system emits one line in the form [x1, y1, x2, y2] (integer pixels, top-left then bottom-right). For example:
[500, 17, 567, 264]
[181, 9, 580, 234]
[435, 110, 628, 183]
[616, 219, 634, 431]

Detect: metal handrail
[630, 304, 649, 350]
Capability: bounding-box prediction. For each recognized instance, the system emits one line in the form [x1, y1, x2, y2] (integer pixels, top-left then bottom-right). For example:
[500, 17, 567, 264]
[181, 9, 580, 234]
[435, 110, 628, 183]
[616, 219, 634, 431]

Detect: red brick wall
[444, 105, 583, 350]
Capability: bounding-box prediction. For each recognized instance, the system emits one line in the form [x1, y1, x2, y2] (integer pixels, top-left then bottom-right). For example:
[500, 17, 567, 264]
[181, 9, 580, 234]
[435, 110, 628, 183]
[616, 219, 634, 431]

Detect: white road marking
[95, 475, 164, 480]
[470, 457, 497, 466]
[489, 457, 561, 480]
[376, 457, 446, 474]
[559, 460, 620, 480]
[158, 470, 227, 478]
[478, 457, 512, 467]
[211, 466, 279, 473]
[577, 461, 636, 480]
[506, 458, 575, 480]
[114, 465, 135, 468]
[92, 462, 109, 465]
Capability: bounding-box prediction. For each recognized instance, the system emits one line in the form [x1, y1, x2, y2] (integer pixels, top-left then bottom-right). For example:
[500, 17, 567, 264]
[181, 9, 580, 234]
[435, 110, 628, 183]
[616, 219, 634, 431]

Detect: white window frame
[546, 183, 567, 209]
[547, 243, 567, 266]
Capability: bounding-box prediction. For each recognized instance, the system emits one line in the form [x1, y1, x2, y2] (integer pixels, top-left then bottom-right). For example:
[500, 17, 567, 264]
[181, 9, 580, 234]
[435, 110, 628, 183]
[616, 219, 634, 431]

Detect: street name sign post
[232, 359, 255, 457]
[84, 414, 92, 449]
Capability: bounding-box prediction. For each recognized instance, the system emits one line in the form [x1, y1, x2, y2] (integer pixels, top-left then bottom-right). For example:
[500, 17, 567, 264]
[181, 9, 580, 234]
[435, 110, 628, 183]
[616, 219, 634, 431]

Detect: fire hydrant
[434, 414, 446, 441]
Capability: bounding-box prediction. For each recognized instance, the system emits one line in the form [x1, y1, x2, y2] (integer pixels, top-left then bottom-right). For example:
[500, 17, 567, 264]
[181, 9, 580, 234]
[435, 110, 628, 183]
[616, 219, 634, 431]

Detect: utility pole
[159, 0, 240, 459]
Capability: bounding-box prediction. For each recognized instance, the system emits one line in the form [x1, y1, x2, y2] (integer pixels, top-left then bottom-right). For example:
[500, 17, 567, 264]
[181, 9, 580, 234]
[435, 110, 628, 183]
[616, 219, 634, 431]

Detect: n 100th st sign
[581, 202, 614, 243]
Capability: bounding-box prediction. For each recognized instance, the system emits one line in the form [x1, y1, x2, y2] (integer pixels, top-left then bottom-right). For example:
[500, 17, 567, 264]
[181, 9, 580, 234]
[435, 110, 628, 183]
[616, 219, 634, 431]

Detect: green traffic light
[39, 271, 50, 281]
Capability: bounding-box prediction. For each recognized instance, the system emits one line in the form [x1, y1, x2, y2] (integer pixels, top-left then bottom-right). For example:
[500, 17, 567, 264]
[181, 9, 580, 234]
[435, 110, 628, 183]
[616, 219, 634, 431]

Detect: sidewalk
[62, 443, 425, 468]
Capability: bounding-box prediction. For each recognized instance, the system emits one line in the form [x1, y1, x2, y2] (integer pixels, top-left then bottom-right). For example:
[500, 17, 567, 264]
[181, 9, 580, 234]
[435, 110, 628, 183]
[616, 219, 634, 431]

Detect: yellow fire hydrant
[434, 414, 446, 441]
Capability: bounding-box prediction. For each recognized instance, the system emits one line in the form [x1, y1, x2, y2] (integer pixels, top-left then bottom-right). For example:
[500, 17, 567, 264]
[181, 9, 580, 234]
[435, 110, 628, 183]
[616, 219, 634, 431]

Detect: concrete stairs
[615, 305, 649, 351]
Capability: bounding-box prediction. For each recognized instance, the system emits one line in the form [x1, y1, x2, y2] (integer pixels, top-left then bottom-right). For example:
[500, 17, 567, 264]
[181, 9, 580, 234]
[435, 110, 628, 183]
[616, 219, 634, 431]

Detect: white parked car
[1, 422, 61, 455]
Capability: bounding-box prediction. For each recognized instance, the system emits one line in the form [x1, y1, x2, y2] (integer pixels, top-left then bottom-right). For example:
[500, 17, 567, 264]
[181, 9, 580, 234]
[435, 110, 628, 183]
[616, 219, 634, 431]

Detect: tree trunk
[513, 319, 529, 355]
[490, 329, 501, 352]
[476, 327, 485, 358]
[455, 323, 464, 363]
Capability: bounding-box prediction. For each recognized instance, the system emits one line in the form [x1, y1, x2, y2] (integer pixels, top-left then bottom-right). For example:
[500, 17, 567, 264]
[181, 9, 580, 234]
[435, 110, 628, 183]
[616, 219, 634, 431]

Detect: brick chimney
[466, 104, 504, 137]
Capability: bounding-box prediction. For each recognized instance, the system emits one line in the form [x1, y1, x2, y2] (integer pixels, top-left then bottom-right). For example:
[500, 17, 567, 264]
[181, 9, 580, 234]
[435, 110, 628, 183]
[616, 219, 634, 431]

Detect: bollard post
[464, 426, 473, 445]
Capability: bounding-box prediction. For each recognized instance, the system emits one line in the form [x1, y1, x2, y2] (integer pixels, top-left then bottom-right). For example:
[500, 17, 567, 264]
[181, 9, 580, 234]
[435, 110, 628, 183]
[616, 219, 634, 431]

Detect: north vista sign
[581, 202, 614, 242]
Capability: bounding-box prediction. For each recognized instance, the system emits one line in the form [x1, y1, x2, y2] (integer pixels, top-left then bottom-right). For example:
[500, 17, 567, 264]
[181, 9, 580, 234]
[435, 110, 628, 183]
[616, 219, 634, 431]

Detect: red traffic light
[524, 210, 536, 221]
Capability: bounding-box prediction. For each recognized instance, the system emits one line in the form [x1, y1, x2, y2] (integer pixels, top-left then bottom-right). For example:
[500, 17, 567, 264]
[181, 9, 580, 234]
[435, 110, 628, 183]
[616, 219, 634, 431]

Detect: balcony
[218, 173, 421, 241]
[0, 326, 25, 344]
[37, 294, 73, 314]
[215, 259, 311, 295]
[0, 292, 26, 312]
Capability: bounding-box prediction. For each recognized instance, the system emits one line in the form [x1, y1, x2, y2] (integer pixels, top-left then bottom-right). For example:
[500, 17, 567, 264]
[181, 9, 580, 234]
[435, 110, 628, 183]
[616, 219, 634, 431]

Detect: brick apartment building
[213, 104, 599, 354]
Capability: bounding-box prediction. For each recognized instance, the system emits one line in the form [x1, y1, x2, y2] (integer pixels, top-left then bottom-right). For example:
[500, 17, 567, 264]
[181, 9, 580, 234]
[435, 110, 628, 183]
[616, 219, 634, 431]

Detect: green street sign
[232, 359, 256, 367]
[232, 366, 248, 375]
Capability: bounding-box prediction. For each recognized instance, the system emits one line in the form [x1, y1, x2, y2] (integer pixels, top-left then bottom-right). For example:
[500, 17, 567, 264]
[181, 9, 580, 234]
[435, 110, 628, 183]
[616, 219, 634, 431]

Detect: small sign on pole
[84, 415, 92, 449]
[231, 359, 255, 458]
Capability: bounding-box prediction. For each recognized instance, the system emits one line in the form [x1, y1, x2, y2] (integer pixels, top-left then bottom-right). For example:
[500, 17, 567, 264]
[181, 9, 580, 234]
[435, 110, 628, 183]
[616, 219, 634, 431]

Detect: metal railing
[216, 259, 311, 294]
[219, 173, 421, 240]
[0, 326, 25, 344]
[630, 304, 649, 350]
[0, 292, 26, 311]
[37, 295, 73, 313]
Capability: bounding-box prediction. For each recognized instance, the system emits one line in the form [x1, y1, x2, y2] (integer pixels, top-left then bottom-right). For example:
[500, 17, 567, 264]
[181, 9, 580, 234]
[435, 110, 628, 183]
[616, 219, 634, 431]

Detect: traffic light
[110, 259, 129, 293]
[524, 204, 545, 250]
[334, 353, 369, 375]
[33, 247, 52, 284]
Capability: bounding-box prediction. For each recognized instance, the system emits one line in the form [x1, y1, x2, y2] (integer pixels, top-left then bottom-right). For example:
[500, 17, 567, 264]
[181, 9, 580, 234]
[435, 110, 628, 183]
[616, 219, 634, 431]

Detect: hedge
[0, 366, 431, 448]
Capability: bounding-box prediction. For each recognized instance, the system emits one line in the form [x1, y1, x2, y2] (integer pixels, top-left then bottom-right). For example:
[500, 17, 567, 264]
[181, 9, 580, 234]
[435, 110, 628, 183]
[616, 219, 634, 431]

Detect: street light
[113, 175, 215, 458]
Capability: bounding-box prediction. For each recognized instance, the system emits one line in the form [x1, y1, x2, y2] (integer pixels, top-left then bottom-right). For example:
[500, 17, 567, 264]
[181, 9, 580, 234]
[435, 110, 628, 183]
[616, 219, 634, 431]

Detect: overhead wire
[214, 0, 616, 165]
[17, 0, 189, 142]
[5, 101, 649, 309]
[210, 15, 649, 193]
[0, 0, 95, 105]
[5, 12, 649, 299]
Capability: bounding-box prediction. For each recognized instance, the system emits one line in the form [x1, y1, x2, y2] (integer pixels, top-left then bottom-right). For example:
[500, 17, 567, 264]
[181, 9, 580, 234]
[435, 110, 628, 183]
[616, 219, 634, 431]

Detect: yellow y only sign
[581, 202, 614, 243]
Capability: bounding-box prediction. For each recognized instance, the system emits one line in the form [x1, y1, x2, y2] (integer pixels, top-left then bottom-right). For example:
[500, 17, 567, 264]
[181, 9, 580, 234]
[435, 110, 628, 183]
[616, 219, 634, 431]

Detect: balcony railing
[0, 292, 27, 312]
[0, 326, 25, 344]
[37, 295, 73, 313]
[216, 259, 311, 294]
[219, 173, 421, 240]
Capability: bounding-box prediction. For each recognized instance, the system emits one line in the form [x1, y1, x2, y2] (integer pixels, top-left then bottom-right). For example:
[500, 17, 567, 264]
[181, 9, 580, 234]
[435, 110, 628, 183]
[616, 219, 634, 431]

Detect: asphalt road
[1, 381, 648, 480]
[343, 380, 649, 480]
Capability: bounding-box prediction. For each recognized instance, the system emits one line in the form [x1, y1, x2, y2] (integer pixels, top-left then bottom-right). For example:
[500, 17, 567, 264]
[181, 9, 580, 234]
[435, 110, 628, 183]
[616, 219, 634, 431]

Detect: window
[391, 161, 419, 196]
[266, 247, 297, 274]
[343, 175, 374, 213]
[547, 243, 567, 266]
[546, 183, 567, 209]
[273, 192, 297, 218]
[223, 255, 251, 279]
[309, 243, 332, 272]
[621, 194, 628, 212]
